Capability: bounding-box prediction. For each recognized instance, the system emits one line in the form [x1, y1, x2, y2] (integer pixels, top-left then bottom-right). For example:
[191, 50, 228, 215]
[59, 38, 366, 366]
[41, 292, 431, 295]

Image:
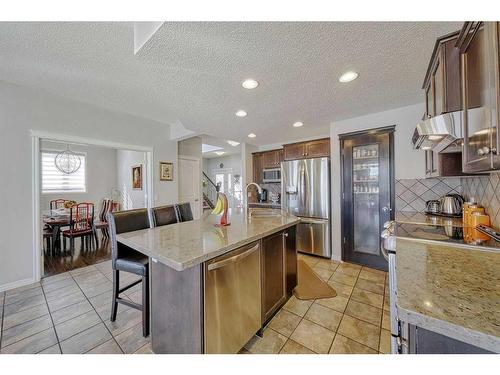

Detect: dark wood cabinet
[423, 32, 461, 118]
[252, 153, 263, 184]
[425, 148, 467, 178]
[262, 149, 283, 169]
[283, 142, 306, 160]
[284, 226, 297, 297]
[458, 22, 500, 172]
[283, 138, 330, 160]
[261, 231, 286, 323]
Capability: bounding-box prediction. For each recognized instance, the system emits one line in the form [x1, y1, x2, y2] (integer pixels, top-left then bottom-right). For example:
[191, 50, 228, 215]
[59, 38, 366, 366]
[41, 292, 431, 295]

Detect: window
[41, 150, 86, 193]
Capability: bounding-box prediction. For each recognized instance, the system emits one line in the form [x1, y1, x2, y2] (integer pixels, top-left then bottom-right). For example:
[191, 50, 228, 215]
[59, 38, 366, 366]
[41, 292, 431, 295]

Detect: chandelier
[54, 145, 82, 175]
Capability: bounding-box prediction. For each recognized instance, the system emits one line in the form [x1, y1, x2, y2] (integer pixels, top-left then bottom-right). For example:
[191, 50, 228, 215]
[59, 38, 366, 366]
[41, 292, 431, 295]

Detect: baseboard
[0, 277, 37, 293]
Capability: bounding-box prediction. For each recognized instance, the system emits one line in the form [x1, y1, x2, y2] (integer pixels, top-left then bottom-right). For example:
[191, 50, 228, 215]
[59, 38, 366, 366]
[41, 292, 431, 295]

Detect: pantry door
[178, 156, 202, 219]
[341, 127, 394, 271]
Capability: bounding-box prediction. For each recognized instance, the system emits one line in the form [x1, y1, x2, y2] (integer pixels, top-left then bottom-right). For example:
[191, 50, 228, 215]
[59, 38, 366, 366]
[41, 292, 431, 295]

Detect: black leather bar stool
[151, 204, 178, 227]
[107, 209, 151, 337]
[175, 202, 193, 222]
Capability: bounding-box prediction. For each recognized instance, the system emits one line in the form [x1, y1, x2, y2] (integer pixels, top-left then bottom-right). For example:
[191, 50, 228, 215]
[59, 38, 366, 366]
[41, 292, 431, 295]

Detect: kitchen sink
[248, 208, 283, 218]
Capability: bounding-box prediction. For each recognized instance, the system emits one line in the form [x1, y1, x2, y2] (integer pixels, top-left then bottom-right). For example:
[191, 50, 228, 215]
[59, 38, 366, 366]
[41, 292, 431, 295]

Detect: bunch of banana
[211, 194, 225, 215]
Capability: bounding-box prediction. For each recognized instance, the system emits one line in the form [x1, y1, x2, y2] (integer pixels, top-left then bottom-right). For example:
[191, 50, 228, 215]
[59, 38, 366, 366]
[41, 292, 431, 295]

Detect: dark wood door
[261, 231, 286, 323]
[284, 143, 306, 160]
[305, 138, 330, 158]
[341, 128, 394, 271]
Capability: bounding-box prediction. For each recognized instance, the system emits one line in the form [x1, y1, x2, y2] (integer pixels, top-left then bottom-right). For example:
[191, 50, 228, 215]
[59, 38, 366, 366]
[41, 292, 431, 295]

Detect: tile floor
[242, 254, 391, 354]
[0, 260, 152, 354]
[0, 254, 390, 354]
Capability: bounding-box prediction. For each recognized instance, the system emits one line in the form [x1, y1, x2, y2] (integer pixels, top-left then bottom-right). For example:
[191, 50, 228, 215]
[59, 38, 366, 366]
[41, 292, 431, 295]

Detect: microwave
[263, 168, 281, 183]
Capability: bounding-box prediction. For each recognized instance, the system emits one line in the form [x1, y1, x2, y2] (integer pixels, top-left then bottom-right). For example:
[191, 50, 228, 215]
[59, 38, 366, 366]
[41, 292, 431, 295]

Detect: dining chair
[151, 204, 178, 227]
[94, 198, 117, 247]
[175, 202, 194, 222]
[107, 209, 151, 337]
[62, 202, 95, 252]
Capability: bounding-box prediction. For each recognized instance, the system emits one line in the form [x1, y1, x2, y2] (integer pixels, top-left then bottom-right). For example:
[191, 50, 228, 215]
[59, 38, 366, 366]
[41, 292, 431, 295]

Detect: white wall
[330, 102, 425, 261]
[116, 149, 147, 209]
[203, 154, 242, 181]
[178, 136, 203, 217]
[0, 81, 178, 291]
[40, 141, 118, 212]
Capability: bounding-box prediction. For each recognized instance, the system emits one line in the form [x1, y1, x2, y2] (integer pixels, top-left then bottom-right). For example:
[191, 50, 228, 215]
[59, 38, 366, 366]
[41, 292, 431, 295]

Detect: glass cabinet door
[352, 144, 380, 256]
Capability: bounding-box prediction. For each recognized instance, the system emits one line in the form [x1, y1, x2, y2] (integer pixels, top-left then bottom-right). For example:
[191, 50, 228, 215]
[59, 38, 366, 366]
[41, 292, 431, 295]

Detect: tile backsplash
[461, 173, 500, 229]
[395, 178, 462, 212]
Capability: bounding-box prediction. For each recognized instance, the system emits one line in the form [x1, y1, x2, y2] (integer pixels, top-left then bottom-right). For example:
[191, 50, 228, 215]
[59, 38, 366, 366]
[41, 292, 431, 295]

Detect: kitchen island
[117, 209, 300, 354]
[394, 236, 500, 353]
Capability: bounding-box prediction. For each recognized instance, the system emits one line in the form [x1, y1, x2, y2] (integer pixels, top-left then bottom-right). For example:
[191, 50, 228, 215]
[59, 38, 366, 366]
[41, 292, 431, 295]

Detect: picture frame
[132, 164, 143, 190]
[159, 161, 173, 181]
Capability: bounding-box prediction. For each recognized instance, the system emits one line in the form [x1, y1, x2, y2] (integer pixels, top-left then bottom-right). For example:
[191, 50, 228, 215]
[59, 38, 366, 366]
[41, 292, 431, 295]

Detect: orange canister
[463, 203, 485, 241]
[470, 212, 491, 241]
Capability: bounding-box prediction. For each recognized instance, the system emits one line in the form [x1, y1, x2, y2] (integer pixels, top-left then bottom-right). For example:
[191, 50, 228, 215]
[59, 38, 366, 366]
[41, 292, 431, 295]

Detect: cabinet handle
[477, 146, 493, 156]
[283, 232, 289, 237]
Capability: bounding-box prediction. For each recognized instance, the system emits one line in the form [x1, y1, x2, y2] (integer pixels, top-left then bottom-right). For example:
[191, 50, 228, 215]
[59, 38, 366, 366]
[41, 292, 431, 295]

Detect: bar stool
[175, 202, 194, 222]
[107, 209, 151, 337]
[151, 204, 178, 227]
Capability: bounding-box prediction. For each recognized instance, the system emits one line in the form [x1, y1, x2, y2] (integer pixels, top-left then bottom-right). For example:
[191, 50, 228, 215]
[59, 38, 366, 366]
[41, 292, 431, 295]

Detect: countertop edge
[117, 218, 301, 271]
[398, 307, 500, 353]
[395, 234, 500, 253]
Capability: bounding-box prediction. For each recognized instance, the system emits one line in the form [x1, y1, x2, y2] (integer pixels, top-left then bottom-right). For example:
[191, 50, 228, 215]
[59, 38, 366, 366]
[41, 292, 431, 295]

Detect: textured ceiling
[0, 22, 462, 146]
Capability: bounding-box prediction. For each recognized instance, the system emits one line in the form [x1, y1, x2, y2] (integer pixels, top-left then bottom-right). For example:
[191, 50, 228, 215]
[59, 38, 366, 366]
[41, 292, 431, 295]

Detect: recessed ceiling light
[339, 71, 359, 83]
[293, 121, 304, 128]
[235, 110, 247, 117]
[248, 133, 256, 138]
[227, 140, 240, 147]
[242, 79, 259, 89]
[214, 151, 225, 156]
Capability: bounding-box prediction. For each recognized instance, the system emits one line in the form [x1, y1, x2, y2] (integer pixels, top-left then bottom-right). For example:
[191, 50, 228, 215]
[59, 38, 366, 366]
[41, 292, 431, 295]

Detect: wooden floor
[43, 235, 112, 277]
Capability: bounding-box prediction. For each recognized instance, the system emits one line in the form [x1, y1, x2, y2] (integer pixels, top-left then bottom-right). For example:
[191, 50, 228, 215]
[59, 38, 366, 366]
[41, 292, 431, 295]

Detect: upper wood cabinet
[458, 22, 500, 172]
[283, 138, 330, 160]
[423, 32, 461, 118]
[252, 153, 263, 184]
[262, 149, 283, 169]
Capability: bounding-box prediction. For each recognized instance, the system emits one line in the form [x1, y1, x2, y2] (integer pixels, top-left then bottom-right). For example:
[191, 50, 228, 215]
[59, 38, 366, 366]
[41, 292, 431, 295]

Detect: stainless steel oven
[263, 167, 281, 183]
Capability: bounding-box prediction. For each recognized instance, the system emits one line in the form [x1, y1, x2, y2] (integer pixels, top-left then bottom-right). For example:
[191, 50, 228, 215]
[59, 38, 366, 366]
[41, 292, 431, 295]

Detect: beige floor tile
[87, 339, 123, 354]
[304, 303, 343, 332]
[114, 323, 150, 354]
[383, 295, 390, 312]
[1, 314, 53, 347]
[315, 259, 340, 272]
[330, 272, 357, 286]
[312, 266, 334, 281]
[55, 310, 101, 341]
[379, 329, 391, 354]
[300, 255, 320, 268]
[336, 263, 361, 277]
[382, 310, 390, 331]
[282, 296, 313, 317]
[280, 339, 315, 354]
[345, 300, 382, 326]
[134, 342, 154, 354]
[60, 323, 112, 354]
[2, 302, 49, 330]
[315, 295, 349, 314]
[290, 319, 335, 354]
[329, 334, 377, 354]
[269, 309, 302, 337]
[337, 315, 380, 350]
[38, 344, 62, 354]
[244, 328, 287, 354]
[350, 288, 383, 309]
[358, 269, 386, 283]
[1, 328, 58, 354]
[355, 278, 384, 295]
[361, 266, 386, 274]
[327, 281, 354, 299]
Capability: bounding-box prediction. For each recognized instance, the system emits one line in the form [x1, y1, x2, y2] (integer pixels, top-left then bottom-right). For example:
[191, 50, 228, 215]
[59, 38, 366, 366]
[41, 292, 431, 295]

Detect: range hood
[412, 111, 462, 151]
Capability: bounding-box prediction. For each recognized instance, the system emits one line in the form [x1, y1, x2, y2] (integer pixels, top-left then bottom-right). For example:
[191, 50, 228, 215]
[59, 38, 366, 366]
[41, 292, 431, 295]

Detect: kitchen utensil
[439, 193, 464, 215]
[425, 199, 441, 214]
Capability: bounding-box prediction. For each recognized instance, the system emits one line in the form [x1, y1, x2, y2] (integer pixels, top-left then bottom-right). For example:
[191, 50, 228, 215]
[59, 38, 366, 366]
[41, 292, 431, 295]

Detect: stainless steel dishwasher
[204, 241, 262, 354]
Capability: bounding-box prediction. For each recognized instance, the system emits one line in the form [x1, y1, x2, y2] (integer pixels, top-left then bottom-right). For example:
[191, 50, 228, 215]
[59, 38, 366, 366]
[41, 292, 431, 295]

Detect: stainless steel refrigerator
[281, 157, 331, 258]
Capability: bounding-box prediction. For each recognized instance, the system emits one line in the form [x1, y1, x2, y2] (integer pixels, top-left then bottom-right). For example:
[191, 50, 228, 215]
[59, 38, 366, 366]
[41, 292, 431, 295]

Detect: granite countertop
[116, 209, 300, 271]
[395, 237, 500, 352]
[395, 211, 466, 227]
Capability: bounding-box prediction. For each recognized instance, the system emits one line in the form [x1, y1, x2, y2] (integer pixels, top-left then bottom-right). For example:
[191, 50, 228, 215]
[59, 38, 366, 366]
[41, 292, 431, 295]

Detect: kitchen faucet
[244, 182, 263, 219]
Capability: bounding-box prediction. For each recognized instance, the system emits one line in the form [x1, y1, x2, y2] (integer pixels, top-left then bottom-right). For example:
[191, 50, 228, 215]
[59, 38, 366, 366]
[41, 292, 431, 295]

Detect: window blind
[41, 151, 86, 193]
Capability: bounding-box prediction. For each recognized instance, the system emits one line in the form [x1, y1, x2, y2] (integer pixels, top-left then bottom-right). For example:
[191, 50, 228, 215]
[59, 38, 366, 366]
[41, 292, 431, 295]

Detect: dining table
[43, 208, 71, 255]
